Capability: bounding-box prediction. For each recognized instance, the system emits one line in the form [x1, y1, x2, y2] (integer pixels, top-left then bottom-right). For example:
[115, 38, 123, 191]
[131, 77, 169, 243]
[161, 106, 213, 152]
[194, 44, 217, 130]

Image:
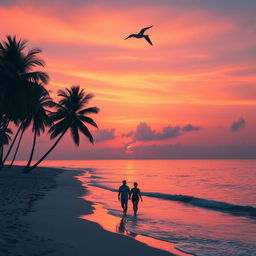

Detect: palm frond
[70, 123, 80, 146]
[21, 71, 49, 84]
[77, 121, 94, 144]
[57, 89, 69, 99]
[50, 109, 67, 122]
[79, 107, 100, 115]
[49, 118, 71, 139]
[80, 93, 94, 106]
[48, 101, 65, 110]
[79, 116, 98, 128]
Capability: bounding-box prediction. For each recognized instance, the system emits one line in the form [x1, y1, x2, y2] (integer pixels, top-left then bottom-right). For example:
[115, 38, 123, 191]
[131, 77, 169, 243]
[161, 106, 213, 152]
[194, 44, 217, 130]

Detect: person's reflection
[116, 218, 126, 234]
[126, 216, 138, 237]
[127, 230, 137, 238]
[116, 217, 138, 238]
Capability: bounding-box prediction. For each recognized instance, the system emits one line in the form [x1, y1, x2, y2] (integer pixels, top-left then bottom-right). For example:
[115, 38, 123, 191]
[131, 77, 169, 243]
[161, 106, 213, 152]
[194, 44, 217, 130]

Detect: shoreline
[20, 166, 175, 256]
[82, 198, 191, 256]
[78, 174, 192, 256]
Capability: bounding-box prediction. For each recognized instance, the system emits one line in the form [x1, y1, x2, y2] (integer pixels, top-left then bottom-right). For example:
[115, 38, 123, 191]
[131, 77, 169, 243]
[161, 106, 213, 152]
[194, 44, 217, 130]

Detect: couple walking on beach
[118, 180, 143, 216]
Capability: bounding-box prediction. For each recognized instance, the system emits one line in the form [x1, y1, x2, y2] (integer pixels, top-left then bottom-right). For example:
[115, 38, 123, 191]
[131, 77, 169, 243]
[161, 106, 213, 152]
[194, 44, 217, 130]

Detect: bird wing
[139, 25, 153, 35]
[124, 34, 134, 40]
[144, 35, 153, 46]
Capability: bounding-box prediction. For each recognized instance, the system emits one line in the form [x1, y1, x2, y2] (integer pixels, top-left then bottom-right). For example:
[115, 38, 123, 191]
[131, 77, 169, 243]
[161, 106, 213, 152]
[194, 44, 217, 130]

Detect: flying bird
[125, 25, 153, 46]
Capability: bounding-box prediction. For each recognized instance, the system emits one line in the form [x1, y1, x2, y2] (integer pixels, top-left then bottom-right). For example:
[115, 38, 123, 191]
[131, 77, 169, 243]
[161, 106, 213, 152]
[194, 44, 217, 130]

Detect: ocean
[18, 159, 256, 256]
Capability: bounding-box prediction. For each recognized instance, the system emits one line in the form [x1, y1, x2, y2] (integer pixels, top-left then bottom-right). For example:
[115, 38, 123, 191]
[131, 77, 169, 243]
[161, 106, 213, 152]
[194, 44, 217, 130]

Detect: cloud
[94, 128, 116, 142]
[182, 124, 201, 132]
[45, 142, 256, 160]
[133, 122, 181, 141]
[3, 0, 256, 12]
[125, 143, 256, 159]
[122, 131, 134, 137]
[17, 140, 256, 160]
[126, 122, 202, 142]
[231, 117, 246, 131]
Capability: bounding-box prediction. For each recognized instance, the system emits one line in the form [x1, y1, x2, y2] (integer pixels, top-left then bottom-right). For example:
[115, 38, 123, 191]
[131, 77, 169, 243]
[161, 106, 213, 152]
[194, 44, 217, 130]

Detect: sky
[1, 0, 256, 159]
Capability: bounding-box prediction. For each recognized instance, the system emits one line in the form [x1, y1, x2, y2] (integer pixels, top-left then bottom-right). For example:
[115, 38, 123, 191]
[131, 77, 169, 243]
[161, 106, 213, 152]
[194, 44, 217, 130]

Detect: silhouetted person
[129, 182, 143, 216]
[118, 180, 130, 214]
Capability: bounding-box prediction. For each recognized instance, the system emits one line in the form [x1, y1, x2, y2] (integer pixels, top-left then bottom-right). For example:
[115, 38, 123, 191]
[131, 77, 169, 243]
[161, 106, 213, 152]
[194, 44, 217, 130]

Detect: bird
[125, 25, 153, 46]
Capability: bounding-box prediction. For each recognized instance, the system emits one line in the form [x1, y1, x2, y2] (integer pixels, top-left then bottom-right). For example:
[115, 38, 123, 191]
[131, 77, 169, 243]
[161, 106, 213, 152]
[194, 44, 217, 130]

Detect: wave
[88, 182, 118, 192]
[143, 192, 256, 217]
[88, 181, 256, 218]
[90, 175, 103, 179]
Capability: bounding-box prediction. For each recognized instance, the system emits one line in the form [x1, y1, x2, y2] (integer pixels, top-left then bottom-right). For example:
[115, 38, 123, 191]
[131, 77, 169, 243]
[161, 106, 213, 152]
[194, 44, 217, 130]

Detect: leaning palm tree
[9, 89, 53, 168]
[0, 123, 13, 167]
[26, 86, 99, 172]
[3, 119, 24, 165]
[8, 126, 25, 168]
[0, 115, 9, 166]
[24, 90, 53, 169]
[0, 35, 49, 167]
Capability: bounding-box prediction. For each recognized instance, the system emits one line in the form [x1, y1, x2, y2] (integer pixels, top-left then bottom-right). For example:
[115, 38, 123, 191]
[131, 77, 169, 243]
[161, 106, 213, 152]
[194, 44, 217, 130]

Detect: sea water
[21, 159, 256, 256]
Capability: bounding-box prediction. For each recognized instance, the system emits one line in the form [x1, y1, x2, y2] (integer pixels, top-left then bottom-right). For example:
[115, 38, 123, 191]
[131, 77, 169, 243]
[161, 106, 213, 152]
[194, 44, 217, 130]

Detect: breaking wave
[88, 181, 256, 218]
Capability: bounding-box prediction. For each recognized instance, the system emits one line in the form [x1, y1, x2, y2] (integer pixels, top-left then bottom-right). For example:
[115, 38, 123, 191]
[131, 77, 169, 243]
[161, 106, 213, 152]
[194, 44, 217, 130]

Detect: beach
[2, 159, 256, 256]
[0, 166, 63, 256]
[0, 166, 174, 256]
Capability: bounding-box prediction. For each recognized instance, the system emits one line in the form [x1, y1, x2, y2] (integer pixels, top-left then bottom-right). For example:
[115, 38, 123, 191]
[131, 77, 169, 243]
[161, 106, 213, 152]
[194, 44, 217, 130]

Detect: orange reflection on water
[80, 197, 190, 256]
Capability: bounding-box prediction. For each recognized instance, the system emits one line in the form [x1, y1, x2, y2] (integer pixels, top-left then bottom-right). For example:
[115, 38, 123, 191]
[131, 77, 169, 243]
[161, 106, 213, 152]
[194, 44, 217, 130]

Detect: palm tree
[24, 90, 53, 169]
[8, 126, 25, 168]
[26, 86, 99, 172]
[0, 35, 49, 167]
[0, 35, 49, 120]
[2, 120, 24, 164]
[0, 122, 13, 167]
[8, 89, 53, 169]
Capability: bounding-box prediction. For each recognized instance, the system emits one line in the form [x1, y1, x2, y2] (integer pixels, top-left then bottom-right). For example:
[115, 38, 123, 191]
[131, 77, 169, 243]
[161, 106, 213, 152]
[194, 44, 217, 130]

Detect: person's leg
[134, 200, 139, 215]
[121, 202, 125, 212]
[132, 201, 136, 215]
[121, 201, 128, 214]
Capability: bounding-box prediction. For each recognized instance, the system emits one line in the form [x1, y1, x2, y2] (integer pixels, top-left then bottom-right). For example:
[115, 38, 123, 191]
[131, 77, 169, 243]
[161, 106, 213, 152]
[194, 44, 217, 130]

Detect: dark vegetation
[0, 36, 99, 172]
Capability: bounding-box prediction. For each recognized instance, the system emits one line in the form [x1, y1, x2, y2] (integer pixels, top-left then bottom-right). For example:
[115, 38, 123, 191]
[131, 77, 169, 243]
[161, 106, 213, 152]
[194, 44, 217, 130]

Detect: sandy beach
[0, 166, 174, 256]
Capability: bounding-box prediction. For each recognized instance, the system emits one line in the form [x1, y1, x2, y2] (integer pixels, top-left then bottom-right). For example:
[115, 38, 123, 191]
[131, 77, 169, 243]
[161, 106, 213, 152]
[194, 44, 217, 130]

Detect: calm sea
[17, 159, 256, 256]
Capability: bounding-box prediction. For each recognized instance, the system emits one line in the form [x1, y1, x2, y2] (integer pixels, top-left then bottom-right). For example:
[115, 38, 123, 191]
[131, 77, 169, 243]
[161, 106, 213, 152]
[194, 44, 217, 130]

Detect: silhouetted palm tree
[26, 86, 99, 172]
[0, 116, 9, 167]
[0, 35, 49, 120]
[0, 122, 12, 167]
[0, 35, 49, 167]
[8, 90, 53, 168]
[8, 126, 25, 168]
[24, 90, 53, 169]
[3, 120, 24, 165]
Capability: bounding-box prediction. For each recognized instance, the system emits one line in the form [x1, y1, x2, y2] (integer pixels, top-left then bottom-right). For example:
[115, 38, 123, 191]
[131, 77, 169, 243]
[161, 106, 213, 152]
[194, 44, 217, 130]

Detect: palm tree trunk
[0, 145, 3, 167]
[0, 117, 9, 170]
[24, 131, 37, 169]
[2, 121, 23, 165]
[8, 128, 25, 168]
[25, 128, 68, 173]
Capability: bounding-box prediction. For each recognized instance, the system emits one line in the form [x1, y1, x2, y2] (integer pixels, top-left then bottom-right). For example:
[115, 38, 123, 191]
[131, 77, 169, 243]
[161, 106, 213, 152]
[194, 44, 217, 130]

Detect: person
[129, 182, 143, 216]
[118, 180, 130, 214]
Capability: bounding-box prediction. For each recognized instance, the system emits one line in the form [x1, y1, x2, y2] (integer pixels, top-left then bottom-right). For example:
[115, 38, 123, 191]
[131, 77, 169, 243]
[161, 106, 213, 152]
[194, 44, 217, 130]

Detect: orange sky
[2, 0, 256, 159]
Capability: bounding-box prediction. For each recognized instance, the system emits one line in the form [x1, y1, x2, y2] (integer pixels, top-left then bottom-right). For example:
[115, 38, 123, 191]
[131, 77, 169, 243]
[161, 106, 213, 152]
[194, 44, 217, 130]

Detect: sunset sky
[2, 0, 256, 159]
